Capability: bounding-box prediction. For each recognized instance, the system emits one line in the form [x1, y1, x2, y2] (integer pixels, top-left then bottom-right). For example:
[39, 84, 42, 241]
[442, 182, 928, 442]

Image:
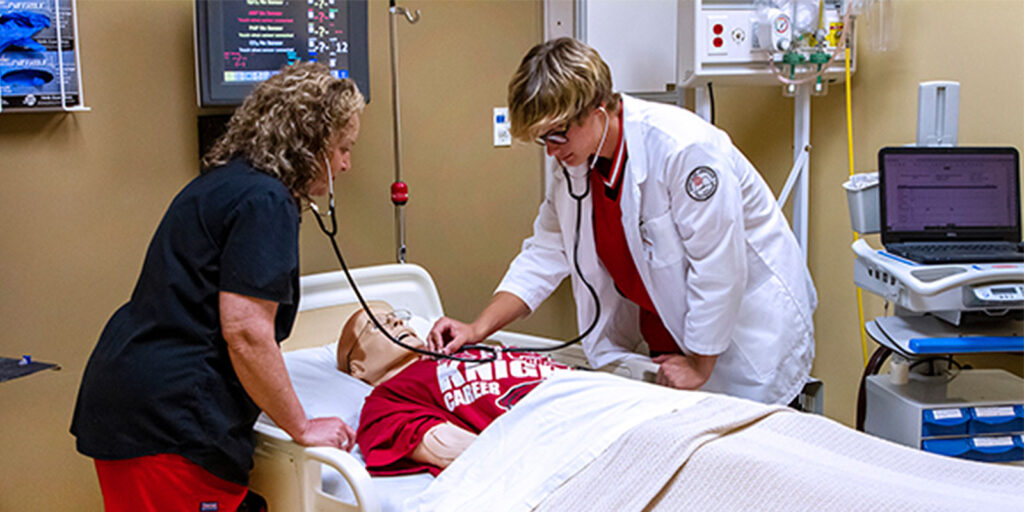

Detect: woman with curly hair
[71, 62, 364, 511]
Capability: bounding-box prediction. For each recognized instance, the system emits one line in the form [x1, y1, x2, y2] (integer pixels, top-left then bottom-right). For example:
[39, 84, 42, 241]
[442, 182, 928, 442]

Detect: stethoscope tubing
[311, 158, 493, 362]
[311, 204, 500, 363]
[313, 113, 608, 363]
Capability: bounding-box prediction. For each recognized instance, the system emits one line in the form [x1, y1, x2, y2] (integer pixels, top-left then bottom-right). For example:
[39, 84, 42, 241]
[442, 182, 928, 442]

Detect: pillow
[281, 342, 373, 430]
[263, 313, 435, 431]
[261, 314, 440, 508]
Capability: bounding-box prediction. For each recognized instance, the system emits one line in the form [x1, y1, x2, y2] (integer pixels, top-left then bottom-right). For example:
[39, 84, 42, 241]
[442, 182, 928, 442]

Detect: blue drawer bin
[969, 405, 1024, 435]
[922, 408, 970, 437]
[922, 436, 1024, 463]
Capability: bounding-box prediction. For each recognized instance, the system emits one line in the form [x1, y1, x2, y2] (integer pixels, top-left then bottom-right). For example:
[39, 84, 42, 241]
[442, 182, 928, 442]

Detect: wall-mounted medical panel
[0, 0, 86, 112]
[678, 0, 856, 87]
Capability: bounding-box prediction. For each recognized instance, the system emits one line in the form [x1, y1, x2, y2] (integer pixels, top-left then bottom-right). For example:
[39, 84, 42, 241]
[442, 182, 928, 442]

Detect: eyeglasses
[356, 308, 413, 339]
[535, 126, 569, 146]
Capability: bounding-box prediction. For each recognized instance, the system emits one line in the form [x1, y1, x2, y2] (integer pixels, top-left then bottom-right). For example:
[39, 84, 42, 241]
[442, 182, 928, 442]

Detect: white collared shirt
[496, 94, 817, 404]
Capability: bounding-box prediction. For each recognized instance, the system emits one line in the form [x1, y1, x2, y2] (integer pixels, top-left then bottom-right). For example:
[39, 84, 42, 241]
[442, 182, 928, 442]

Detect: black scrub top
[71, 159, 301, 485]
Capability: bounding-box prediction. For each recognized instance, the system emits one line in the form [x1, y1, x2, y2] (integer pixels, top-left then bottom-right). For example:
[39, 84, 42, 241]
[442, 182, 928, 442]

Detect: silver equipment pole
[388, 2, 419, 263]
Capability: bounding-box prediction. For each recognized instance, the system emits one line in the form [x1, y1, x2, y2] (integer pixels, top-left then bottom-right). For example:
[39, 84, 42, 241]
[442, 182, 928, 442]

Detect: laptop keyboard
[888, 242, 1024, 264]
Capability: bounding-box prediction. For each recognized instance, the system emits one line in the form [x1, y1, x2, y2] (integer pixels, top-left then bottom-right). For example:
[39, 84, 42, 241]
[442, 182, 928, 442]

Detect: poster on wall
[0, 0, 81, 110]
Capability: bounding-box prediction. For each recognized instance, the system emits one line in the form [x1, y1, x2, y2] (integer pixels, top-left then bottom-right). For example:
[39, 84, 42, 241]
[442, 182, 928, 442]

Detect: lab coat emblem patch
[686, 166, 718, 201]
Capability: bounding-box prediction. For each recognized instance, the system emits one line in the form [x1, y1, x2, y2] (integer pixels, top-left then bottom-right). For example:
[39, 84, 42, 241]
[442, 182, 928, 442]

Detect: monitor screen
[194, 0, 369, 107]
[880, 148, 1020, 234]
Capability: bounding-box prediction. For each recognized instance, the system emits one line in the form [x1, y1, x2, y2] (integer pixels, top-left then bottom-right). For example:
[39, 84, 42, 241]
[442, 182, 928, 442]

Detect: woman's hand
[427, 317, 481, 355]
[653, 353, 718, 390]
[293, 416, 357, 451]
[221, 291, 349, 449]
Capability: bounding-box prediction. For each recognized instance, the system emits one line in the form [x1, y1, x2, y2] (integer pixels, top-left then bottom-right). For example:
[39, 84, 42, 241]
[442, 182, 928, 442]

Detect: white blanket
[405, 371, 775, 511]
[407, 371, 1024, 512]
[539, 405, 1024, 511]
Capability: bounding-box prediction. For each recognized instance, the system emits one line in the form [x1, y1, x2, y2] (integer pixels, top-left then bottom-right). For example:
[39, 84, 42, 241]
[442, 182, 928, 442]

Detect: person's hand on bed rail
[294, 416, 357, 451]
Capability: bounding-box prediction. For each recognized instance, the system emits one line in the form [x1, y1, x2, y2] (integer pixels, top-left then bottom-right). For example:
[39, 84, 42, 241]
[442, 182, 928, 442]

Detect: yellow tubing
[845, 46, 870, 366]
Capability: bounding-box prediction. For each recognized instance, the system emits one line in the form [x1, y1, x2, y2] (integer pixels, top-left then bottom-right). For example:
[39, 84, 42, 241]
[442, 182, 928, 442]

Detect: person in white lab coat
[428, 37, 817, 405]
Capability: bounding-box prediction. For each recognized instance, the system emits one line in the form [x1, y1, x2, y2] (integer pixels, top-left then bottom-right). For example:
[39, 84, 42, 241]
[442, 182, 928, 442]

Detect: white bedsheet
[406, 371, 1024, 512]
[404, 371, 722, 511]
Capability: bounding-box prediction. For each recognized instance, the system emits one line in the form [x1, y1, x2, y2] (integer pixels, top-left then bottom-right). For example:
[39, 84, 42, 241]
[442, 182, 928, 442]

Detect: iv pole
[388, 0, 419, 263]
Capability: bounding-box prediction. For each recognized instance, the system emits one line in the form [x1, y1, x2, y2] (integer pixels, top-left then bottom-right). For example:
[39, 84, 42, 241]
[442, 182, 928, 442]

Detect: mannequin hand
[427, 317, 481, 355]
[293, 417, 356, 451]
[653, 353, 717, 390]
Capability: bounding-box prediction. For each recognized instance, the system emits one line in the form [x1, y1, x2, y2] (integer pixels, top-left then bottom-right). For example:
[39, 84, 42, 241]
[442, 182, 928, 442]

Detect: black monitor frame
[194, 0, 369, 107]
[877, 146, 1021, 245]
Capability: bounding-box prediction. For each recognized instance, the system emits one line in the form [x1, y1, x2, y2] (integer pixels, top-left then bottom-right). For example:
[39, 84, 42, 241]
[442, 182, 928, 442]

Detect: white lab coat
[496, 95, 817, 404]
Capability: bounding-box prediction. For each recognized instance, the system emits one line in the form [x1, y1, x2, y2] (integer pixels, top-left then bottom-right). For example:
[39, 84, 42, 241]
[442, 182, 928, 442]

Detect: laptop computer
[878, 146, 1023, 264]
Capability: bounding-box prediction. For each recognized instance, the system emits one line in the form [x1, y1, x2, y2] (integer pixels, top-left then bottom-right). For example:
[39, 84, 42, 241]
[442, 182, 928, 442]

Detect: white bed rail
[251, 422, 380, 512]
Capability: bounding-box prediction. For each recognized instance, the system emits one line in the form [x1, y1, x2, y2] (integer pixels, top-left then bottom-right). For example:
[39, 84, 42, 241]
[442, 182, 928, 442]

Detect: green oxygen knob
[809, 52, 830, 65]
[783, 52, 807, 66]
[782, 52, 806, 79]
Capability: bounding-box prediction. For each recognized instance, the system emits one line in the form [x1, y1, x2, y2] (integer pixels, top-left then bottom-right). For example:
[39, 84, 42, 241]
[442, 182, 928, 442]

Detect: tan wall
[0, 0, 1020, 509]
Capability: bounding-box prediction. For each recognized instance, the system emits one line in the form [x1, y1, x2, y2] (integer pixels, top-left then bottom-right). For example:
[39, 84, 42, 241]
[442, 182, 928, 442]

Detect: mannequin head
[337, 302, 424, 386]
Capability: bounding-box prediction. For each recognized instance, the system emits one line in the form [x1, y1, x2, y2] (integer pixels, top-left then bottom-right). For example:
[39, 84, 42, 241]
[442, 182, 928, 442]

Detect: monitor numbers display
[195, 0, 368, 106]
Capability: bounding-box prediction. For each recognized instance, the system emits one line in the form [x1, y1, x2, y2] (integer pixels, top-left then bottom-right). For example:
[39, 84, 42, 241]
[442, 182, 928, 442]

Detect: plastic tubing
[844, 46, 870, 366]
[766, 9, 852, 86]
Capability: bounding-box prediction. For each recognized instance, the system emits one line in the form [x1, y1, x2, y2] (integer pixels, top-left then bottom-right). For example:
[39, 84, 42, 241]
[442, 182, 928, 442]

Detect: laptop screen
[879, 147, 1021, 244]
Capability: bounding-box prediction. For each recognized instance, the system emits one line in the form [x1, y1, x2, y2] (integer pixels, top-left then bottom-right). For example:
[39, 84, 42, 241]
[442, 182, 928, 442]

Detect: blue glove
[2, 68, 53, 87]
[0, 11, 51, 54]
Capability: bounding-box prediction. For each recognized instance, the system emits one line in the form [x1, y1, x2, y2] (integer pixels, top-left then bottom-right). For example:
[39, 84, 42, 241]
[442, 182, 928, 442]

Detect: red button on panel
[713, 24, 724, 35]
[713, 37, 724, 47]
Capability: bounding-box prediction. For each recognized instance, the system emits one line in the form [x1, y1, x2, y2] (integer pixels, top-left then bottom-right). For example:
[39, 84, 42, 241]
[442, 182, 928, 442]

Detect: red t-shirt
[356, 349, 570, 476]
[590, 110, 680, 355]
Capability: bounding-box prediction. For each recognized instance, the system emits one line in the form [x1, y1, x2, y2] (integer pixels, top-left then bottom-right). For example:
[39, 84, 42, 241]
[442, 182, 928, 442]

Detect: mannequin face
[539, 107, 608, 167]
[337, 304, 424, 386]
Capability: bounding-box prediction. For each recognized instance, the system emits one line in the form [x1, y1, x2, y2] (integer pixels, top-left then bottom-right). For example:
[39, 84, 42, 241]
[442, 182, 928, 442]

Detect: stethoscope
[311, 108, 610, 363]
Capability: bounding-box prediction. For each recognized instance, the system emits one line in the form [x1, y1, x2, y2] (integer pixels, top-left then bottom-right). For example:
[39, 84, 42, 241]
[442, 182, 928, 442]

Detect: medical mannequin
[429, 37, 817, 405]
[337, 307, 1024, 511]
[337, 304, 569, 474]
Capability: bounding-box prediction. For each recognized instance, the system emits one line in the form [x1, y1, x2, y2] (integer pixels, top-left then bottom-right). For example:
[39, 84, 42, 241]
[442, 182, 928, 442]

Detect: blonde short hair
[201, 62, 365, 203]
[507, 37, 620, 142]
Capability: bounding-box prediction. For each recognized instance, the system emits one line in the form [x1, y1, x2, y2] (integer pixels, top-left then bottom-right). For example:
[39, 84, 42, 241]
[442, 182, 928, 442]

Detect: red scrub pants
[94, 453, 247, 512]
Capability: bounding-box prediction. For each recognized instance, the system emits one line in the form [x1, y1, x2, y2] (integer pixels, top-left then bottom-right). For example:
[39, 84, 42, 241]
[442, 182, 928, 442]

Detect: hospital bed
[250, 264, 1024, 512]
[249, 263, 657, 512]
